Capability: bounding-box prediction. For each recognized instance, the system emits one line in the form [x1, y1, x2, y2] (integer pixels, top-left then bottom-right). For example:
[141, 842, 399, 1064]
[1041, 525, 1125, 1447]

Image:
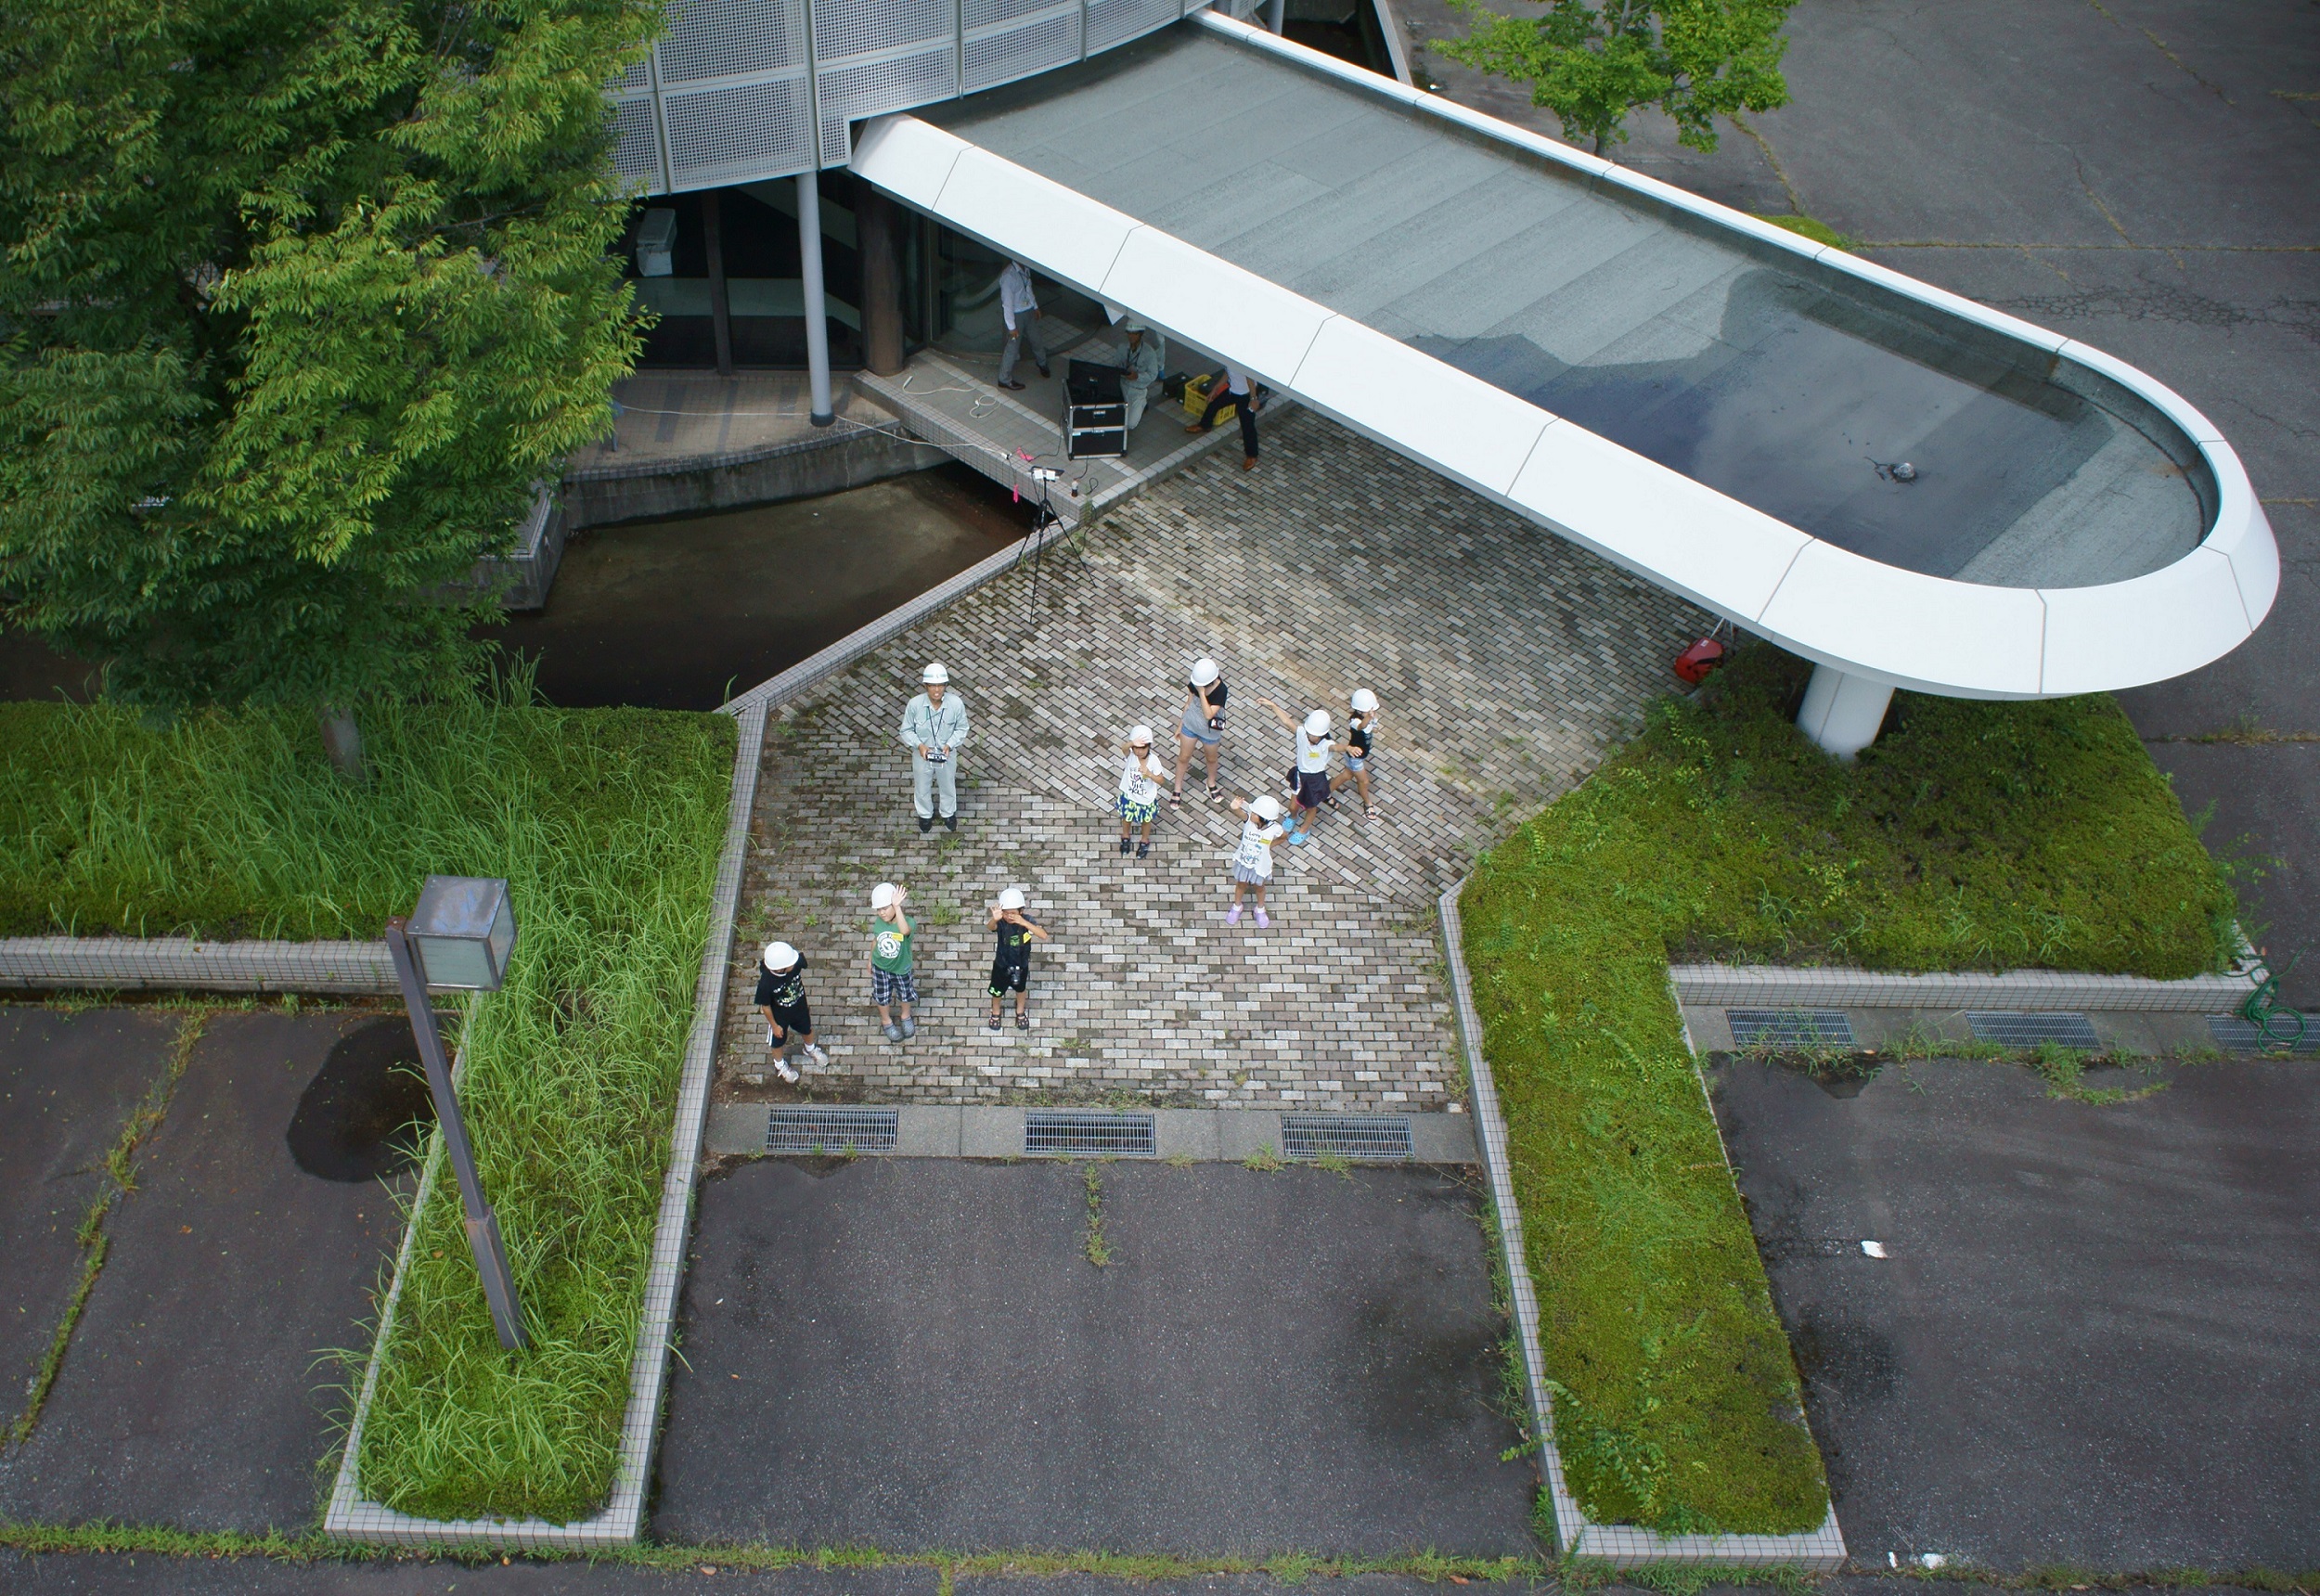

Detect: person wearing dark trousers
[1187, 363, 1260, 470]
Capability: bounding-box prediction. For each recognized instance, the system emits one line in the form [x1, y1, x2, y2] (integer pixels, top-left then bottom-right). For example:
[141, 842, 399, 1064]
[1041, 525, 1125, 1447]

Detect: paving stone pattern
[721, 410, 1710, 1106]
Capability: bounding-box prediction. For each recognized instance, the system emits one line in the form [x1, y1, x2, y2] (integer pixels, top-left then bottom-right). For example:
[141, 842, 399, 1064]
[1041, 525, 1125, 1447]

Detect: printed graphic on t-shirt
[870, 922, 913, 972]
[1233, 819, 1284, 877]
[1119, 753, 1165, 806]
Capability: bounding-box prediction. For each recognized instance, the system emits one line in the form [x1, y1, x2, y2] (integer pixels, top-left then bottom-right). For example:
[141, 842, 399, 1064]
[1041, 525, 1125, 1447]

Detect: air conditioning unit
[635, 209, 677, 277]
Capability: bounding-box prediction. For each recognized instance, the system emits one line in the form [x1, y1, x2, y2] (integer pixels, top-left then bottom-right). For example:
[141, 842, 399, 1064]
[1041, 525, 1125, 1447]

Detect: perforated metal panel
[818, 46, 960, 129]
[609, 97, 664, 190]
[615, 57, 654, 93]
[665, 77, 817, 187]
[2207, 1013, 2319, 1056]
[814, 0, 955, 61]
[1086, 0, 1179, 53]
[658, 0, 809, 84]
[963, 6, 1082, 92]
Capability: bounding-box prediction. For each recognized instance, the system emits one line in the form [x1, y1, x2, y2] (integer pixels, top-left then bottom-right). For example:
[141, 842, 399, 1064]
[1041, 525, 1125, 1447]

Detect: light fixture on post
[384, 875, 528, 1351]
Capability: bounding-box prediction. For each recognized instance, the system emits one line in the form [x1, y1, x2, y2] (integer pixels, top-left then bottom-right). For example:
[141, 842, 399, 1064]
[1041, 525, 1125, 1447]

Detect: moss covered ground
[0, 694, 734, 1521]
[1459, 648, 2235, 1535]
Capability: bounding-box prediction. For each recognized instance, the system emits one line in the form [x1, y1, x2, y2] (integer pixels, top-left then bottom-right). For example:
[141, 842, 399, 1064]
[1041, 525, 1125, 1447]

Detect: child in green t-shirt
[867, 881, 917, 1042]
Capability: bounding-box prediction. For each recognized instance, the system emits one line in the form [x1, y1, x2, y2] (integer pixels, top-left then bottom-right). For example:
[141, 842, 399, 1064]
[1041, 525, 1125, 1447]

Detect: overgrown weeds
[1461, 647, 2234, 1535]
[0, 694, 734, 1523]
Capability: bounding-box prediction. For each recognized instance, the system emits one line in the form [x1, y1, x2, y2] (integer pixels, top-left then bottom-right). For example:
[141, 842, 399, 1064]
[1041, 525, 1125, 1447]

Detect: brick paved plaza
[717, 409, 1711, 1108]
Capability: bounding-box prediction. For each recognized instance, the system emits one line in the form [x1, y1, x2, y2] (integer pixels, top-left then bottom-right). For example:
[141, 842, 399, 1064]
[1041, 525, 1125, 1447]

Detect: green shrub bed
[0, 696, 735, 1522]
[1459, 648, 2234, 1535]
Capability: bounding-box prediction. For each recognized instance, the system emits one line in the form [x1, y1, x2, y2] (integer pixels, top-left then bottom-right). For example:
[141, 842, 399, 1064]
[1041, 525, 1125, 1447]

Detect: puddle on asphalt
[285, 1018, 435, 1182]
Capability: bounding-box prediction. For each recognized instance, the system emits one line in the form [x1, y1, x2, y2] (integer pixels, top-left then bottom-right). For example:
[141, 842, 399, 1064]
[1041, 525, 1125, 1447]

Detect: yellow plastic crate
[1181, 373, 1241, 423]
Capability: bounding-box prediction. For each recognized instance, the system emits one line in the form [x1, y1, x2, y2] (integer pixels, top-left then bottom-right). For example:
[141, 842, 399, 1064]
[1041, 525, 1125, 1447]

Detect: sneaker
[988, 1014, 1002, 1031]
[900, 1015, 918, 1039]
[1135, 840, 1150, 858]
[883, 1022, 903, 1043]
[1226, 903, 1243, 925]
[1016, 1013, 1030, 1031]
[803, 1043, 829, 1065]
[1254, 907, 1270, 928]
[773, 1056, 800, 1085]
[918, 817, 934, 833]
[1119, 836, 1131, 855]
[943, 814, 958, 832]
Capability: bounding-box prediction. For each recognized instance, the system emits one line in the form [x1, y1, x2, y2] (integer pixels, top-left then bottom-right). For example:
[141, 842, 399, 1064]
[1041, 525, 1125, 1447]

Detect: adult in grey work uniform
[901, 662, 972, 831]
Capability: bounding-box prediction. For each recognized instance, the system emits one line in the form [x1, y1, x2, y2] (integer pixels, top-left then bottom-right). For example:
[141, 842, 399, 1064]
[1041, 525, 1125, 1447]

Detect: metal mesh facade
[610, 0, 1198, 193]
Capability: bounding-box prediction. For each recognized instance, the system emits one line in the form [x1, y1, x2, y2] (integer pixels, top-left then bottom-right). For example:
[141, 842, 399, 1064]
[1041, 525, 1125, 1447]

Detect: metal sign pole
[385, 919, 529, 1351]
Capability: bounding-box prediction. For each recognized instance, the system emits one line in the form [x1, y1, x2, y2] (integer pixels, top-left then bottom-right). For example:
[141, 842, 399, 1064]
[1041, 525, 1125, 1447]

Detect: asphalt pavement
[0, 1011, 418, 1533]
[652, 1158, 1537, 1557]
[1709, 1053, 2320, 1572]
[1391, 0, 2320, 1005]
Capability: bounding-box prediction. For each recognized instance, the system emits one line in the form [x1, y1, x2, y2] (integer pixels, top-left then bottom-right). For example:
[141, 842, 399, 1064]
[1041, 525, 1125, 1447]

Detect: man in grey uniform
[900, 662, 972, 832]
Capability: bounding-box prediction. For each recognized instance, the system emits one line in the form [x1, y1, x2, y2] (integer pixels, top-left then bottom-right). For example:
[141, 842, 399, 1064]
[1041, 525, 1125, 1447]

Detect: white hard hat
[921, 663, 949, 685]
[999, 886, 1027, 910]
[762, 941, 798, 972]
[1189, 657, 1220, 688]
[1350, 689, 1379, 714]
[1121, 315, 1146, 334]
[1128, 724, 1154, 745]
[1250, 795, 1283, 821]
[1303, 710, 1332, 739]
[870, 882, 899, 909]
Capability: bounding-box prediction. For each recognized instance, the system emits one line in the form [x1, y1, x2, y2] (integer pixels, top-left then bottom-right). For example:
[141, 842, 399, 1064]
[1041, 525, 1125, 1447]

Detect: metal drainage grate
[1025, 1111, 1155, 1157]
[2208, 1013, 2319, 1056]
[1282, 1114, 1415, 1162]
[1728, 1009, 1856, 1050]
[767, 1106, 898, 1154]
[1967, 1011, 2101, 1050]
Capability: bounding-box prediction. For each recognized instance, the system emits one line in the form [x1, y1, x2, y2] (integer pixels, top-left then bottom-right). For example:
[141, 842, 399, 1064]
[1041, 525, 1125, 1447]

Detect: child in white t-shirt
[1115, 726, 1168, 859]
[1225, 794, 1287, 928]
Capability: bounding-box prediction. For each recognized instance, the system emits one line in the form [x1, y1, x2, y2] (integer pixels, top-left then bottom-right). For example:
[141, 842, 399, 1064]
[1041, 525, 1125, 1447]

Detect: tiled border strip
[1437, 880, 1848, 1569]
[0, 937, 396, 993]
[721, 521, 1069, 714]
[323, 699, 770, 1549]
[1668, 959, 2258, 1012]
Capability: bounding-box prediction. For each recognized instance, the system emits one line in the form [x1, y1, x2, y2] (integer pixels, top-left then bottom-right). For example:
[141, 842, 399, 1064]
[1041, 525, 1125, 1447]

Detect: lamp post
[385, 874, 528, 1352]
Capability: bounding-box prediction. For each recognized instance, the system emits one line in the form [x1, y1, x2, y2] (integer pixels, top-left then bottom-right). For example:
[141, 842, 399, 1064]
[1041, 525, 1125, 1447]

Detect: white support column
[1264, 0, 1285, 31]
[1797, 663, 1894, 761]
[797, 167, 835, 427]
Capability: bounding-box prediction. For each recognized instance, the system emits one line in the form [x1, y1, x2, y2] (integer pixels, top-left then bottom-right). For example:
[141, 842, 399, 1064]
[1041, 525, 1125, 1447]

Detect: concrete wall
[559, 424, 948, 534]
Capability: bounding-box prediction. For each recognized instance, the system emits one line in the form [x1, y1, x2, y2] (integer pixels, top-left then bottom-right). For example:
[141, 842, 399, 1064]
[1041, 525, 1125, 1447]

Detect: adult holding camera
[1171, 655, 1229, 807]
[900, 662, 971, 832]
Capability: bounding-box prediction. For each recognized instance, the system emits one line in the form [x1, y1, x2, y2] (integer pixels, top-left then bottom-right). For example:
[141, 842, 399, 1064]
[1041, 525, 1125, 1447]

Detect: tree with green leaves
[1435, 0, 1797, 157]
[0, 0, 651, 772]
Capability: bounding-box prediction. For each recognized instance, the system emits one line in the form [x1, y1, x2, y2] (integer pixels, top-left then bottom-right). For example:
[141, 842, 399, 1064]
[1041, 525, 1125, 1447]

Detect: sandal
[1205, 783, 1225, 803]
[1168, 790, 1182, 808]
[1366, 804, 1381, 818]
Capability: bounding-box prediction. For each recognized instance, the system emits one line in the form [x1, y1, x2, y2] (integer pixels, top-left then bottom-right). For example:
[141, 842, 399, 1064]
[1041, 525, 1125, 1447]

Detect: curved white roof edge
[852, 19, 2278, 700]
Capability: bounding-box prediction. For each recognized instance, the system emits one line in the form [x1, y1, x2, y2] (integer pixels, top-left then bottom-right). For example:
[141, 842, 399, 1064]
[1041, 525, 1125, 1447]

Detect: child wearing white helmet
[866, 882, 917, 1042]
[985, 886, 1050, 1031]
[1335, 689, 1381, 818]
[1116, 726, 1169, 858]
[1171, 656, 1229, 807]
[754, 941, 827, 1084]
[1257, 696, 1336, 847]
[1225, 794, 1287, 928]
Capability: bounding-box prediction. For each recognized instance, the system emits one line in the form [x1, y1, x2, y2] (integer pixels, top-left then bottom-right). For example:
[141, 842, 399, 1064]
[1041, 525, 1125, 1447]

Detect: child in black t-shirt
[985, 886, 1050, 1032]
[754, 941, 826, 1084]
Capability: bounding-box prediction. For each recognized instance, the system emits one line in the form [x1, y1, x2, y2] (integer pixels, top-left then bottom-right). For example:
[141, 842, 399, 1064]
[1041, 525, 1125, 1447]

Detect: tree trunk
[319, 704, 368, 782]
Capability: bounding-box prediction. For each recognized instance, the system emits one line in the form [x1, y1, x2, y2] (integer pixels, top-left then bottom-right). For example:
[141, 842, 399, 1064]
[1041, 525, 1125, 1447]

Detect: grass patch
[0, 692, 735, 1523]
[1459, 648, 2234, 1535]
[1754, 212, 1856, 251]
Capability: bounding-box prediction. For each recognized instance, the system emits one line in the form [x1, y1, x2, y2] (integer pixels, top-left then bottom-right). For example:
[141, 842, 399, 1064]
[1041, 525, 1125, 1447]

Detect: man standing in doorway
[1188, 363, 1260, 470]
[901, 663, 972, 832]
[996, 260, 1049, 392]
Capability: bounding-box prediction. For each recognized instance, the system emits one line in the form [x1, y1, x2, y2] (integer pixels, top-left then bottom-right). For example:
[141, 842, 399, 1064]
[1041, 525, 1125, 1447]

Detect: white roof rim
[851, 16, 2277, 700]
